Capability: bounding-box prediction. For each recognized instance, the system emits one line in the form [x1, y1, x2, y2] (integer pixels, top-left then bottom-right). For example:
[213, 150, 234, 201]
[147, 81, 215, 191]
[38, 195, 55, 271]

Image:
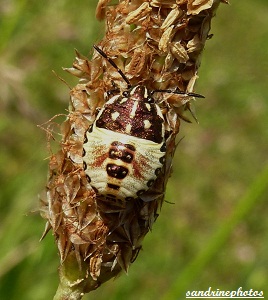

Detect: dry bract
[187, 34, 203, 53]
[170, 41, 189, 63]
[150, 0, 177, 8]
[96, 0, 112, 20]
[187, 0, 214, 15]
[126, 2, 152, 24]
[125, 48, 148, 78]
[159, 26, 175, 52]
[161, 7, 182, 30]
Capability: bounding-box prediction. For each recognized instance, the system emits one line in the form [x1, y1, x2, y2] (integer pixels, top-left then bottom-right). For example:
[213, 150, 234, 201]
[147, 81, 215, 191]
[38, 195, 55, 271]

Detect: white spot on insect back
[111, 111, 120, 121]
[143, 87, 148, 98]
[143, 120, 151, 129]
[145, 103, 151, 111]
[120, 98, 128, 104]
[130, 101, 138, 118]
[125, 123, 132, 133]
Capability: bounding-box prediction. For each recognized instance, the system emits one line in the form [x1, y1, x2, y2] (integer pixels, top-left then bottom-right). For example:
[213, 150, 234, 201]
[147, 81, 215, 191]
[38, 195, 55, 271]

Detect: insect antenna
[93, 45, 131, 89]
[152, 87, 205, 98]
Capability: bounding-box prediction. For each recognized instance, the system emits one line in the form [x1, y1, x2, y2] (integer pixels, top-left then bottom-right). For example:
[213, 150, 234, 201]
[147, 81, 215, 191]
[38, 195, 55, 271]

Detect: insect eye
[122, 91, 129, 97]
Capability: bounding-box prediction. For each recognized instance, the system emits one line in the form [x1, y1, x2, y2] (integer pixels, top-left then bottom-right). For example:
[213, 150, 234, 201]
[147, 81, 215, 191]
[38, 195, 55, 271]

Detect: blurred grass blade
[163, 164, 268, 299]
[0, 0, 28, 52]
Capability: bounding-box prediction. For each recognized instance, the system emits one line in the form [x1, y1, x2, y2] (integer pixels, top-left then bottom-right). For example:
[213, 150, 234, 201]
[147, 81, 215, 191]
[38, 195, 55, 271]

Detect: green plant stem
[54, 283, 84, 300]
[163, 164, 268, 299]
[53, 252, 87, 300]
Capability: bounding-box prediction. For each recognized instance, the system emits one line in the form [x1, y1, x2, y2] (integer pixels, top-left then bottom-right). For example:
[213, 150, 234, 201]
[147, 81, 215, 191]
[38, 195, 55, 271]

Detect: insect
[82, 45, 204, 201]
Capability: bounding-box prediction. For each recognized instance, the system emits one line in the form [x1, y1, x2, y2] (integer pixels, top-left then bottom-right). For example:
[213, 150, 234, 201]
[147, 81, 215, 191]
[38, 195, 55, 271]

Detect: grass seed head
[41, 0, 226, 295]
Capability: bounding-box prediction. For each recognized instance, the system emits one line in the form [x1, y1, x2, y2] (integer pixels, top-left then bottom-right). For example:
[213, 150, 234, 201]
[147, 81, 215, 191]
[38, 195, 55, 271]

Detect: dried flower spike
[40, 0, 227, 299]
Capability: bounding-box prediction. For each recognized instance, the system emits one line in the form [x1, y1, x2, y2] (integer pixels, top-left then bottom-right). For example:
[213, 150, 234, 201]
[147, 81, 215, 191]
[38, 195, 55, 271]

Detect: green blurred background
[0, 1, 267, 299]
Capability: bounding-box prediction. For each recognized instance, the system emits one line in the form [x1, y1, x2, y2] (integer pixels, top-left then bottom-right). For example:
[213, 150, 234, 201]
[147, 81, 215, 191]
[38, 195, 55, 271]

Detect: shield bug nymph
[82, 45, 204, 201]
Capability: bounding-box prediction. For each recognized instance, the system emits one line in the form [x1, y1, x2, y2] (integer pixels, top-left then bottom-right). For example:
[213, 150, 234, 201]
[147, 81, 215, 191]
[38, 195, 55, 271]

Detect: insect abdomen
[83, 126, 165, 200]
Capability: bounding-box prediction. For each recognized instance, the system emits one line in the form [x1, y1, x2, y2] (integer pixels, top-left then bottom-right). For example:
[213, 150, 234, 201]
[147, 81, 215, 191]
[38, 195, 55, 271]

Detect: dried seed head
[40, 0, 226, 296]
